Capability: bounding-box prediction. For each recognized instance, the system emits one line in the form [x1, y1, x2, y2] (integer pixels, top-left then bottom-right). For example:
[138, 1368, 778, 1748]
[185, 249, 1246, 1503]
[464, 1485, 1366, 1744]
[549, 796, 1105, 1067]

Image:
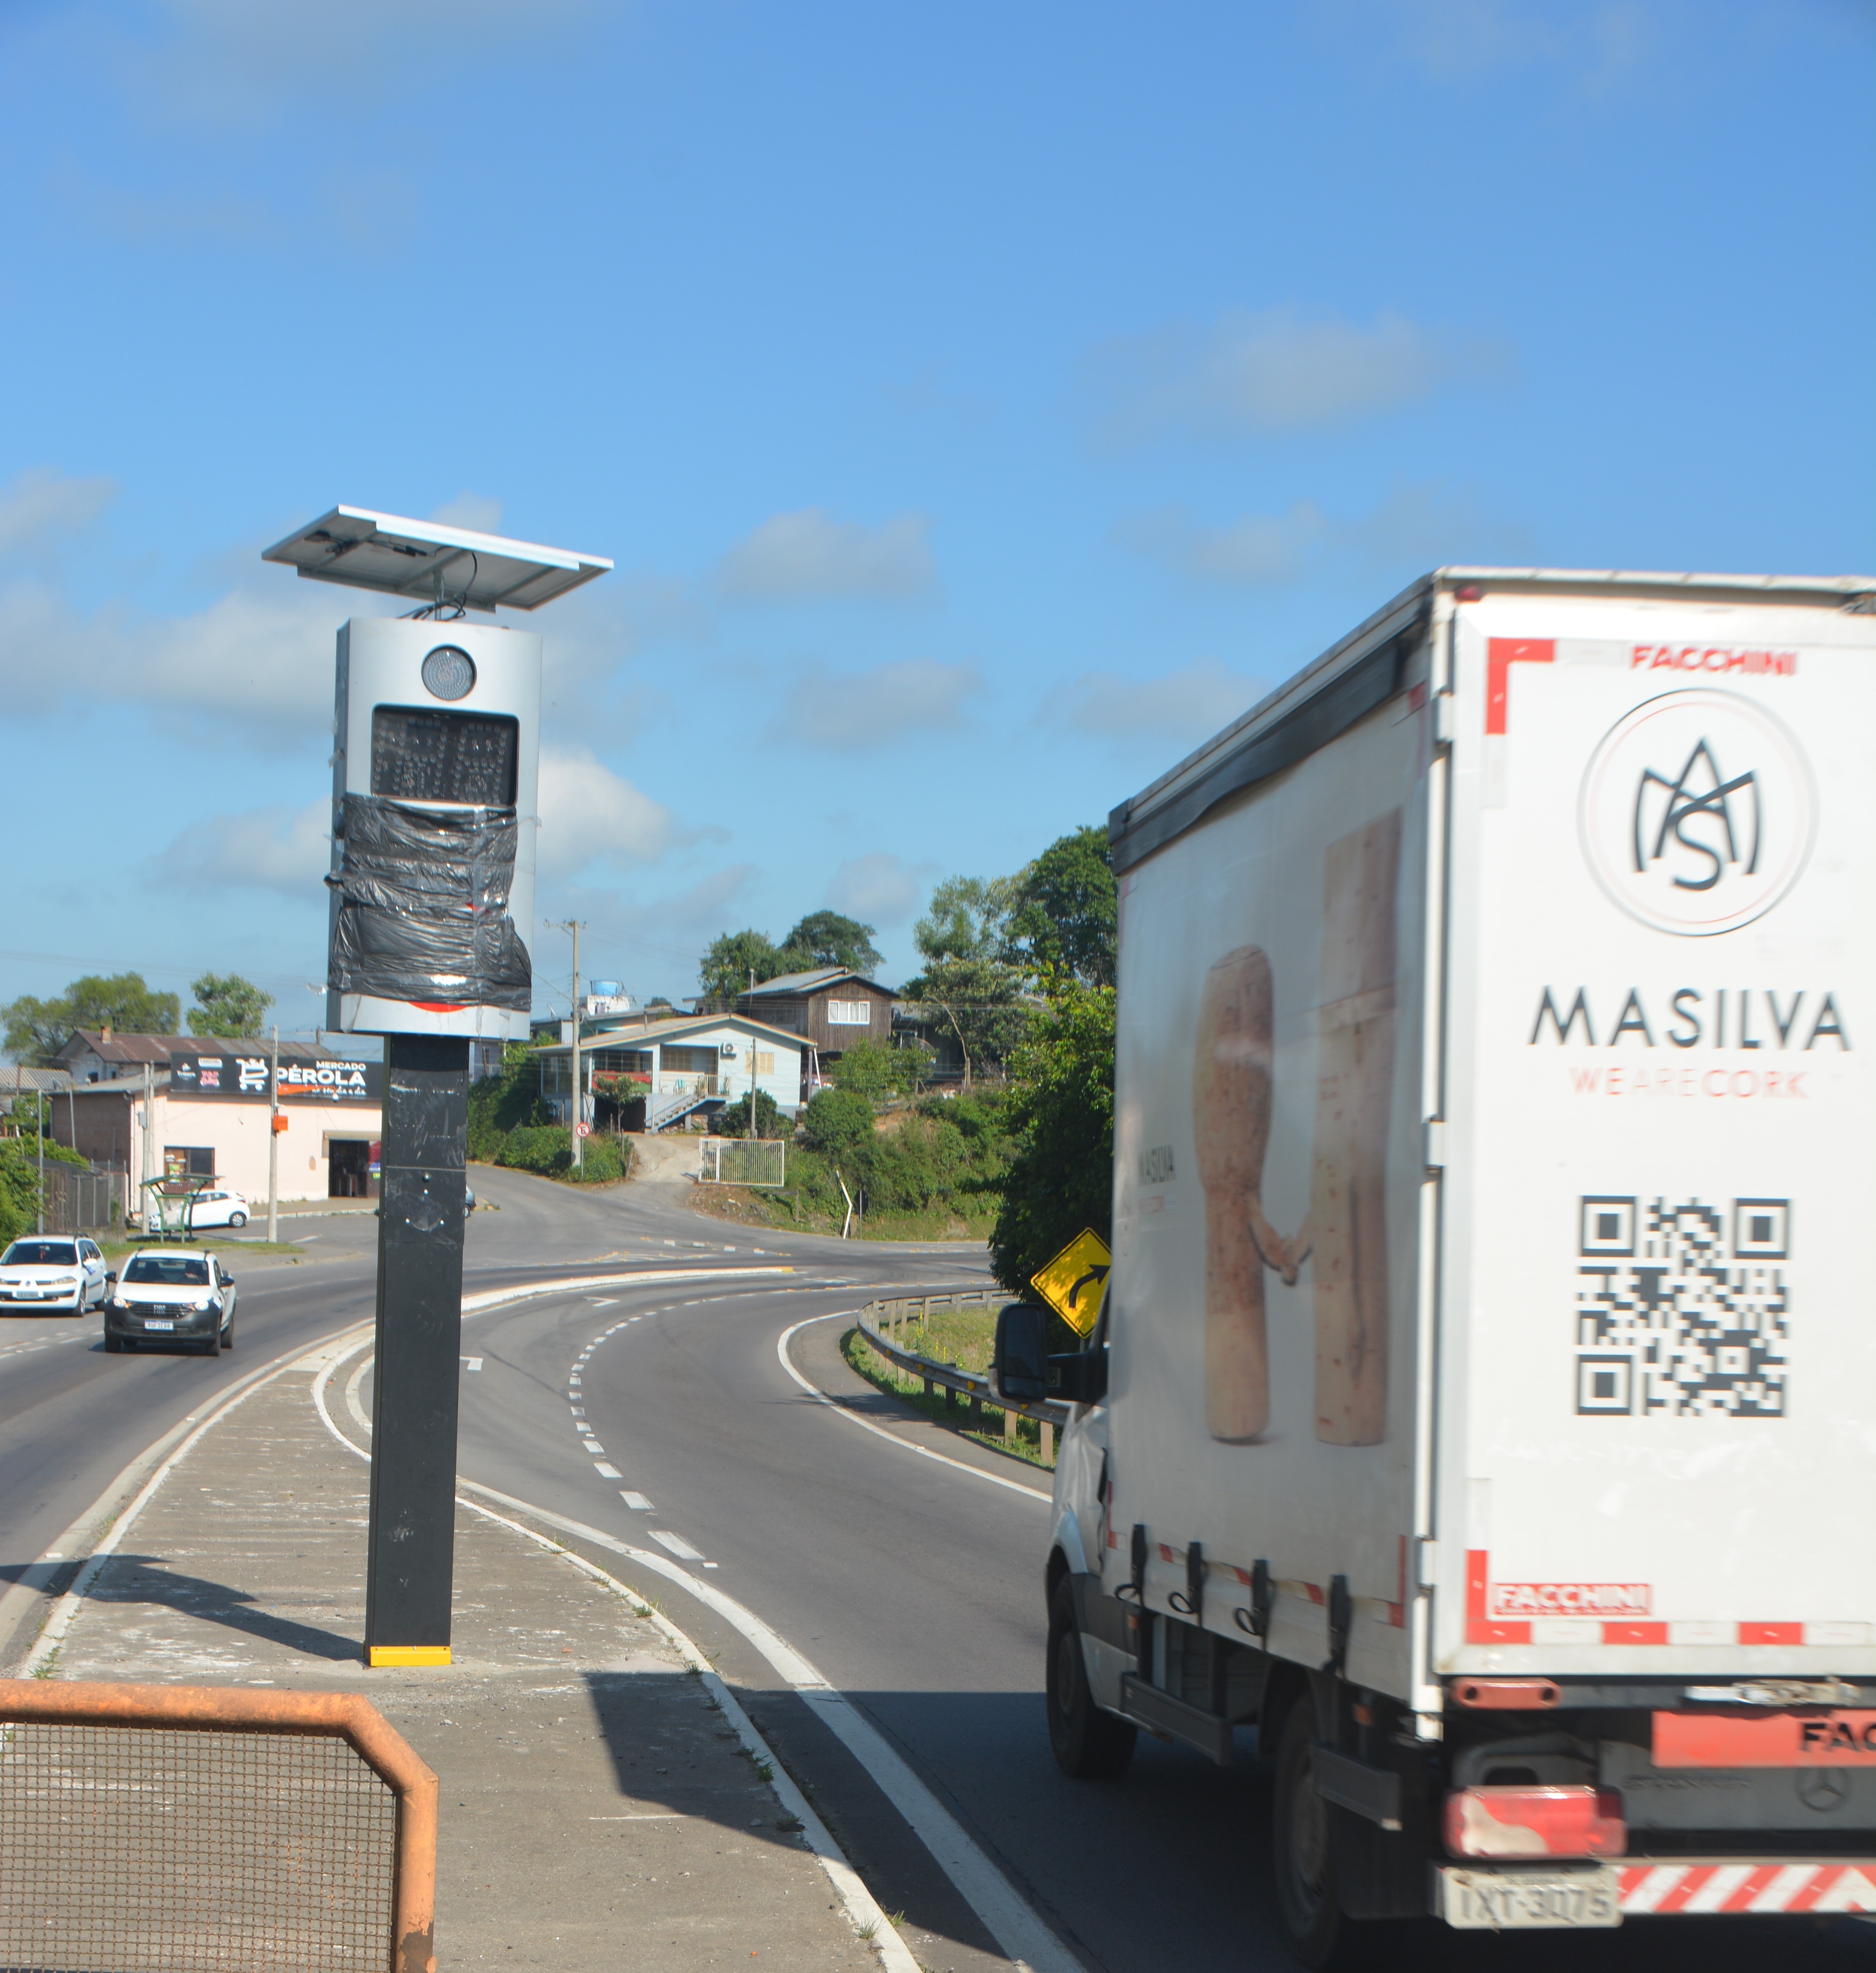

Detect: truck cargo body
[1036, 568, 1876, 1954]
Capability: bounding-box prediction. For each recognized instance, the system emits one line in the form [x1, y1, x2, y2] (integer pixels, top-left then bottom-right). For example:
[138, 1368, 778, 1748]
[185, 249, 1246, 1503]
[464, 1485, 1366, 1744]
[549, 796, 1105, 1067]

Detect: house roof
[59, 1031, 339, 1071]
[530, 1011, 806, 1057]
[743, 967, 893, 997]
[1, 1066, 74, 1094]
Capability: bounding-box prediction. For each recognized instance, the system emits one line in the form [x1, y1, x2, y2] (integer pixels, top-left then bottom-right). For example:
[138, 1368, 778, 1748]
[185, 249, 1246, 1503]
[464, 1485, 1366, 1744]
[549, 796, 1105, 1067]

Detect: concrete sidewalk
[36, 1341, 882, 1972]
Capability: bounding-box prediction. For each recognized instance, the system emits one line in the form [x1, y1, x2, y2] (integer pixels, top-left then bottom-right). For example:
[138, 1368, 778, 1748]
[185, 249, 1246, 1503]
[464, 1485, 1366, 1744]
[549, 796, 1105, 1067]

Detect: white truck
[994, 568, 1876, 1962]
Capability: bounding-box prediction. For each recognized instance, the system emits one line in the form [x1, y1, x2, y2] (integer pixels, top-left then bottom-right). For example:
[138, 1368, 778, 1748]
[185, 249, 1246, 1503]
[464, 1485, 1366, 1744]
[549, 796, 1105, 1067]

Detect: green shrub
[716, 1090, 787, 1138]
[801, 1086, 874, 1156]
[827, 1038, 931, 1100]
[467, 1045, 551, 1162]
[492, 1123, 628, 1183]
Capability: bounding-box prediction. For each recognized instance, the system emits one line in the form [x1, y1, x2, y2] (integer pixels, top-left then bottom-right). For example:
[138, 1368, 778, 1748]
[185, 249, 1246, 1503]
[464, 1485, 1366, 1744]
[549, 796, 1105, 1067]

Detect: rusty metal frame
[0, 1677, 438, 1973]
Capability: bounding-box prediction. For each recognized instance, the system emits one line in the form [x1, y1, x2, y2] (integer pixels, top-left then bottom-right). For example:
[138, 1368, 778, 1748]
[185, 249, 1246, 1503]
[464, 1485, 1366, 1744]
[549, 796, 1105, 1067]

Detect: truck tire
[1046, 1575, 1135, 1779]
[1272, 1694, 1354, 1968]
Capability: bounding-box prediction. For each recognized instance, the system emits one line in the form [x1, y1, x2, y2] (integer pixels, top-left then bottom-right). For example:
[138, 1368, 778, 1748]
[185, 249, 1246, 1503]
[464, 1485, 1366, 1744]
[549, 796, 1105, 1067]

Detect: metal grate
[0, 1723, 398, 1970]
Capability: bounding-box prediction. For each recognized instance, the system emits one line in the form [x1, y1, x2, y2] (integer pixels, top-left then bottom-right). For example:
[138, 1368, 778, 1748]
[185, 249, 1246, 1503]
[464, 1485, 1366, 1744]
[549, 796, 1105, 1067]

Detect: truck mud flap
[1119, 1672, 1232, 1765]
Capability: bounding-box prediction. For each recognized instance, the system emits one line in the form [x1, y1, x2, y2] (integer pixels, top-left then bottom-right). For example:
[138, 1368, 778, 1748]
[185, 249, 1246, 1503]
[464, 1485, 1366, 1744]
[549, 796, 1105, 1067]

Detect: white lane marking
[453, 1480, 1083, 1973]
[307, 1367, 921, 1973]
[570, 1407, 585, 1417]
[589, 1297, 619, 1306]
[649, 1529, 705, 1561]
[594, 1462, 622, 1479]
[776, 1314, 1052, 1505]
[344, 1352, 374, 1435]
[461, 1356, 484, 1371]
[620, 1492, 652, 1510]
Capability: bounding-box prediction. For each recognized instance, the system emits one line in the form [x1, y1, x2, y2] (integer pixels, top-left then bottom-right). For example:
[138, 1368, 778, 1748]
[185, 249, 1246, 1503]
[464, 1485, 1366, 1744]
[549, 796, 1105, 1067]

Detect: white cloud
[429, 491, 505, 535]
[1043, 657, 1264, 747]
[148, 800, 330, 895]
[103, 0, 599, 128]
[0, 468, 118, 557]
[1115, 502, 1327, 586]
[717, 509, 935, 602]
[825, 852, 937, 926]
[777, 658, 982, 751]
[1117, 480, 1527, 588]
[537, 747, 676, 885]
[1371, 0, 1650, 88]
[1091, 306, 1512, 443]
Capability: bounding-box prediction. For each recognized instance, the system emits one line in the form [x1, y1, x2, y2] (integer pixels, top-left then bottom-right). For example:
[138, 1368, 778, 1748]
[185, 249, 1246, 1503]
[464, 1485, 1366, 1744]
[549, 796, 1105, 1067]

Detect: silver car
[104, 1249, 236, 1355]
[0, 1237, 108, 1312]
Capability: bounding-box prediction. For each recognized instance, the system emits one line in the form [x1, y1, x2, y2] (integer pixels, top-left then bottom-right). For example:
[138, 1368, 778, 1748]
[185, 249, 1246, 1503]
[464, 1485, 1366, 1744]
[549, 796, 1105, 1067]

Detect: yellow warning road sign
[1029, 1228, 1112, 1338]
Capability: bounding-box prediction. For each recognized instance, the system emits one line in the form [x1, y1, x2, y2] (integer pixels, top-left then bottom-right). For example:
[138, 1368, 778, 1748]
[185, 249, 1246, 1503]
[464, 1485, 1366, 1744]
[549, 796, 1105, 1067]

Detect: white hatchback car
[184, 1189, 251, 1230]
[0, 1237, 109, 1312]
[104, 1248, 237, 1355]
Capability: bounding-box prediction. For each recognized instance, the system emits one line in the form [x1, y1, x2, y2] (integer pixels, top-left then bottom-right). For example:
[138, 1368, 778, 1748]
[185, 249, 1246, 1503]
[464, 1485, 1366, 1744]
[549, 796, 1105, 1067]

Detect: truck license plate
[1440, 1867, 1620, 1929]
[143, 1320, 174, 1331]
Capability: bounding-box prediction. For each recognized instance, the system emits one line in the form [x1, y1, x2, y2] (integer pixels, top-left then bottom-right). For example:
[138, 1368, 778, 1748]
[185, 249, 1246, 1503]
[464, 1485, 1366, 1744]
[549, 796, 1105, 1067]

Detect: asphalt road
[6, 1168, 1868, 1971]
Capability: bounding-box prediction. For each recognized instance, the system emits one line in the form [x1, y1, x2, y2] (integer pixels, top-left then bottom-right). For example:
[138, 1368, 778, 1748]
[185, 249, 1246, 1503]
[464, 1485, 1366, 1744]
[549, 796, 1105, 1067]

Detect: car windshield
[2, 1242, 77, 1267]
[123, 1255, 211, 1287]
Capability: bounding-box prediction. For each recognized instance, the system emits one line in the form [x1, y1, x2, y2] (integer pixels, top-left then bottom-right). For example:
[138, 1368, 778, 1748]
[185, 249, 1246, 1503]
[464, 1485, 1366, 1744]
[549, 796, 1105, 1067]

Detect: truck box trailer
[999, 567, 1876, 1961]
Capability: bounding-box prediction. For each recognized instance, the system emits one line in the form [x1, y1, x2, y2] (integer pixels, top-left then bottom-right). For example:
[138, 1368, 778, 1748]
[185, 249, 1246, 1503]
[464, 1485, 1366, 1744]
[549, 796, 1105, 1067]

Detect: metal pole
[363, 1034, 469, 1666]
[266, 1025, 280, 1244]
[36, 1089, 44, 1235]
[568, 922, 582, 1169]
[142, 1061, 154, 1234]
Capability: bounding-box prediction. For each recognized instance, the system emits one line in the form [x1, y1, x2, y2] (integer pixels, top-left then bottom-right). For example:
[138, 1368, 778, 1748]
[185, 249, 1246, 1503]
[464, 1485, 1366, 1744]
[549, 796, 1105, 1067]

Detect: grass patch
[99, 1235, 306, 1262]
[842, 1321, 1055, 1471]
[690, 1182, 991, 1242]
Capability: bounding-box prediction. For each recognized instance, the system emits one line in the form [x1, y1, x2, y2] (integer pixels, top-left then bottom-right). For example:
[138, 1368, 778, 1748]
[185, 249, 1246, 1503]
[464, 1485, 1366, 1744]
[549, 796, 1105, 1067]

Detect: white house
[531, 1012, 807, 1134]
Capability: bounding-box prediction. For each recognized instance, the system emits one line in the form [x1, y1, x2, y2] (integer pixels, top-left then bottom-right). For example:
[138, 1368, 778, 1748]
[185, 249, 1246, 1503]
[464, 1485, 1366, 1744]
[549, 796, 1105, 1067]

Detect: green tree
[1006, 826, 1117, 988]
[717, 1088, 787, 1138]
[775, 911, 884, 978]
[698, 929, 782, 1001]
[828, 1037, 932, 1100]
[3, 972, 182, 1063]
[801, 1086, 874, 1157]
[906, 876, 1028, 1089]
[989, 977, 1116, 1296]
[187, 972, 276, 1039]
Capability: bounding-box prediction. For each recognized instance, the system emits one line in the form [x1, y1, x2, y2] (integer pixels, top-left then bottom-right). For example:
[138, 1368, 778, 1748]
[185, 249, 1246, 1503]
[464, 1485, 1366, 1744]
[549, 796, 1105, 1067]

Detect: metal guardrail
[0, 1678, 437, 1973]
[857, 1294, 1070, 1430]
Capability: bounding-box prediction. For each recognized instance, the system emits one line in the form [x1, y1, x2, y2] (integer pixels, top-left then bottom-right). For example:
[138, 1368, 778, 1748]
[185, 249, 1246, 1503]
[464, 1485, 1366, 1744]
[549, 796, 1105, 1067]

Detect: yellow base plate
[366, 1644, 451, 1668]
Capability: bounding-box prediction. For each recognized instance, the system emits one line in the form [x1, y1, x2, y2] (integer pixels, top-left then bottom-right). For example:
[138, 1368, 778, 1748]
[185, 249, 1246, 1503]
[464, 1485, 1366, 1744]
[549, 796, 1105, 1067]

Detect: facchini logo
[1579, 690, 1815, 937]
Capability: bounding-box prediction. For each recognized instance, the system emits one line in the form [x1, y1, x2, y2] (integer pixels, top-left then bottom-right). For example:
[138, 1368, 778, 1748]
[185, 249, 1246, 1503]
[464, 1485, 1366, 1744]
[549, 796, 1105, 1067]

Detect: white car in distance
[0, 1237, 109, 1312]
[184, 1189, 251, 1230]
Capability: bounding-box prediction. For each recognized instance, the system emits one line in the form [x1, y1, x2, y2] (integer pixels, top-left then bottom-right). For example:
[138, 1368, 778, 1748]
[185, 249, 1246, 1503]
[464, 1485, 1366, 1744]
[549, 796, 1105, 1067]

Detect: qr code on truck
[1574, 1197, 1789, 1418]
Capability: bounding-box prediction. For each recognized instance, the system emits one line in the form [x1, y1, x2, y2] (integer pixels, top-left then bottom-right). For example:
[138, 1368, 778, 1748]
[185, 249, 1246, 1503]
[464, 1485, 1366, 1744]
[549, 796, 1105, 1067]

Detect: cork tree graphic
[1193, 811, 1400, 1445]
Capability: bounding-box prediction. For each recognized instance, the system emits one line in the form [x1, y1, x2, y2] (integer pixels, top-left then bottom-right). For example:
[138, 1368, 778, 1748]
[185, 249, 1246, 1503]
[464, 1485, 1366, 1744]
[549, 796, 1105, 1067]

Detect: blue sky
[1, 0, 1870, 1034]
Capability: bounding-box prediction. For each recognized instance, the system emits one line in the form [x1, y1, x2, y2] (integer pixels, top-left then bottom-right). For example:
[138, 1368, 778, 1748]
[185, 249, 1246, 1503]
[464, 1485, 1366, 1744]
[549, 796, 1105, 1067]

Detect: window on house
[164, 1147, 215, 1178]
[826, 1000, 871, 1025]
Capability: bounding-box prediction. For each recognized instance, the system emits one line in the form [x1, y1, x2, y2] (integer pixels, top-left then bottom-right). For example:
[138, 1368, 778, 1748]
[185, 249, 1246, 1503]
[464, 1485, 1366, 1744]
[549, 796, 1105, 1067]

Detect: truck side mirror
[993, 1303, 1049, 1403]
[105, 1272, 117, 1289]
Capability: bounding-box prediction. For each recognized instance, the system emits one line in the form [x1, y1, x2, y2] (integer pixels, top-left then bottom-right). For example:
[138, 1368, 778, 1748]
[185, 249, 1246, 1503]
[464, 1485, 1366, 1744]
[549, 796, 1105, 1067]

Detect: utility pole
[553, 921, 586, 1168]
[141, 1061, 155, 1234]
[747, 967, 758, 1138]
[266, 1024, 280, 1244]
[35, 1088, 44, 1236]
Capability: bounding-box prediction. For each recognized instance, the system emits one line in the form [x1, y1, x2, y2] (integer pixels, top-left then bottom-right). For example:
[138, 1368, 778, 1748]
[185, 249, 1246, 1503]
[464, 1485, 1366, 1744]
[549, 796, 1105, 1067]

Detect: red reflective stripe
[1739, 1621, 1802, 1645]
[1653, 1867, 1711, 1913]
[408, 1002, 468, 1013]
[1786, 1867, 1839, 1913]
[1465, 1549, 1531, 1644]
[1486, 638, 1554, 735]
[1603, 1622, 1668, 1644]
[1721, 1866, 1781, 1912]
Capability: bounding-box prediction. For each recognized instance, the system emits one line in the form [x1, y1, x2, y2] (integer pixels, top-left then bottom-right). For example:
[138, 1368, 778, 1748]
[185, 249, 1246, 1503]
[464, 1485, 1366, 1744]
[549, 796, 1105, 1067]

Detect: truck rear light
[1444, 1786, 1626, 1859]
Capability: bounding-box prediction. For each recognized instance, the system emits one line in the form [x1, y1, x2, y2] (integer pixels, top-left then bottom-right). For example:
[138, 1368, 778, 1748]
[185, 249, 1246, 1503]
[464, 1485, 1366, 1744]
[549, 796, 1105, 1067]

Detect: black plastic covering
[327, 795, 531, 1010]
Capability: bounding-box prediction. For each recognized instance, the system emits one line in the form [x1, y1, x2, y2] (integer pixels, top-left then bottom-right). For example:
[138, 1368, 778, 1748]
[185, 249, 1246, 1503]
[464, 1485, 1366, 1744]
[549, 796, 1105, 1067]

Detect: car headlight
[107, 1297, 127, 1311]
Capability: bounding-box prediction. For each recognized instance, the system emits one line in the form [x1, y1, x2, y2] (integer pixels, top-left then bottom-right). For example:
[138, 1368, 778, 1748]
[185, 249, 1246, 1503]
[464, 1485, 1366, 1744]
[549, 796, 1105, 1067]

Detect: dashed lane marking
[594, 1462, 622, 1479]
[620, 1492, 652, 1510]
[649, 1529, 705, 1561]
